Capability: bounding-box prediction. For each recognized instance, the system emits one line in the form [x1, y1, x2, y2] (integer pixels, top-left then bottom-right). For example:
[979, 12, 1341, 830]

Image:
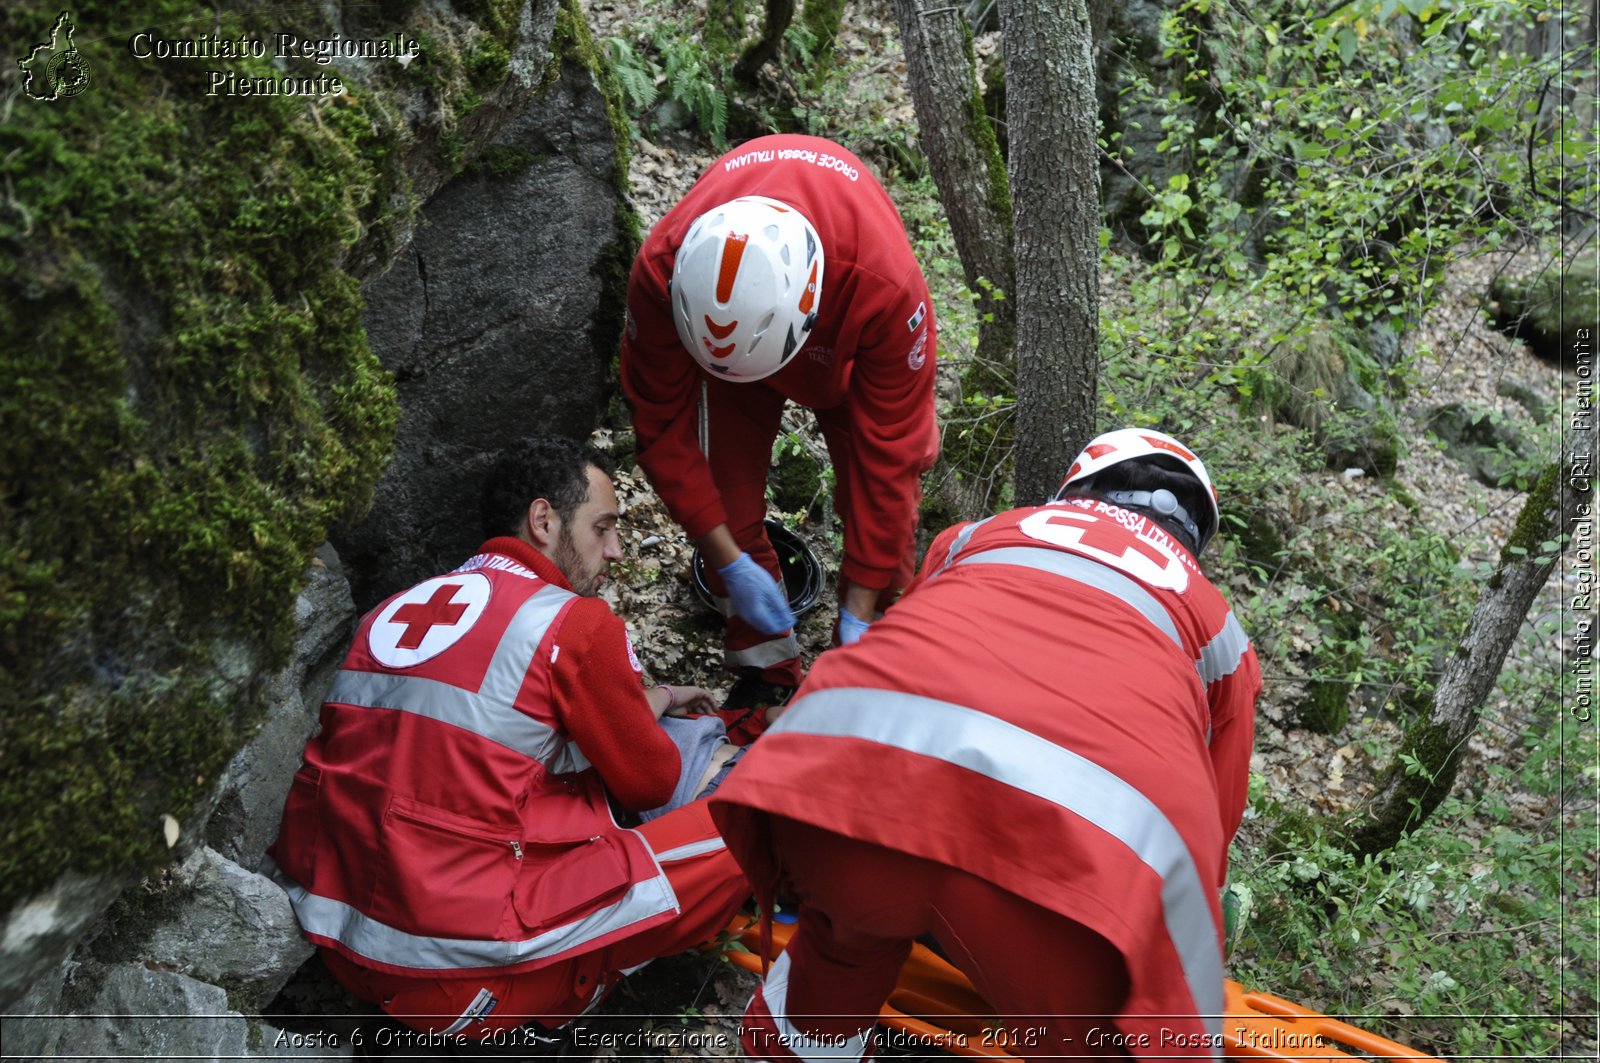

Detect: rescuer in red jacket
[267, 436, 751, 1043]
[711, 429, 1261, 1061]
[620, 134, 939, 709]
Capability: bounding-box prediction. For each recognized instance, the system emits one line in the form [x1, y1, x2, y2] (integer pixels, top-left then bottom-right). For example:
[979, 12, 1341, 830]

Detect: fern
[605, 38, 659, 112]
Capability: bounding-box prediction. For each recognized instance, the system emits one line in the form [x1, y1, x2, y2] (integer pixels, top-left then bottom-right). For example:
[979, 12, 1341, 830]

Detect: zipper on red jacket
[509, 841, 523, 860]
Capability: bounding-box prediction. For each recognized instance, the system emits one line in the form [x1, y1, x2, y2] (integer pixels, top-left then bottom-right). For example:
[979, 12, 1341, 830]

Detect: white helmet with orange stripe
[1056, 428, 1222, 552]
[669, 195, 824, 382]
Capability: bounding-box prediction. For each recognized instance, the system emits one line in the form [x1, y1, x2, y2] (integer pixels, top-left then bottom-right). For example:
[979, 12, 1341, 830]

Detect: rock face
[57, 967, 251, 1062]
[142, 847, 315, 1007]
[338, 36, 636, 610]
[1489, 260, 1599, 365]
[0, 0, 635, 1048]
[205, 549, 356, 871]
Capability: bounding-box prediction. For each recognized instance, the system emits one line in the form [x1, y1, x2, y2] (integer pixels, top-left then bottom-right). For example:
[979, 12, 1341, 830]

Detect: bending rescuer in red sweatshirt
[621, 134, 940, 708]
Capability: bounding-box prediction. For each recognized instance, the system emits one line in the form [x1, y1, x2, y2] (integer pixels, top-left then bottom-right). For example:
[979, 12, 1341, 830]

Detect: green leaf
[1338, 28, 1358, 65]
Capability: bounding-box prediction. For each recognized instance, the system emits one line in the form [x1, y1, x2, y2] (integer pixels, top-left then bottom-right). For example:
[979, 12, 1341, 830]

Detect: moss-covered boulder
[1489, 259, 1598, 366]
[337, 2, 639, 609]
[1424, 402, 1541, 489]
[0, 0, 622, 1010]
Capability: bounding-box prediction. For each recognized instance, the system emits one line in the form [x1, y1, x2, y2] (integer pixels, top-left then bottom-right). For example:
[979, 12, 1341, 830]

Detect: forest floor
[566, 0, 1591, 1058]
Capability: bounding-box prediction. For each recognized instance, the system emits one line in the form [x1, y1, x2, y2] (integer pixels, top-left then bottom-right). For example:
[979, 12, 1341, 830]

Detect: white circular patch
[368, 573, 493, 668]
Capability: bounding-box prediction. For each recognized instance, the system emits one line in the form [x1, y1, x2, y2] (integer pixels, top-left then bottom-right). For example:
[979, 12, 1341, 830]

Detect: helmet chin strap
[1103, 489, 1203, 550]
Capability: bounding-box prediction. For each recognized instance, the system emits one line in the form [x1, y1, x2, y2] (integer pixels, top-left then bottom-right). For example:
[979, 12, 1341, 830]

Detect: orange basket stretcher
[719, 916, 1441, 1062]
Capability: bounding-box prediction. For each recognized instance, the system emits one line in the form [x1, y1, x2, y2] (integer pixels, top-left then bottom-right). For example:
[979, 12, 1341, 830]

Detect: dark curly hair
[479, 436, 615, 540]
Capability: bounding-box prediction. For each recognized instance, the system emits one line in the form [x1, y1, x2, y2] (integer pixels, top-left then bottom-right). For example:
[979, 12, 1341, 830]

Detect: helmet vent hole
[754, 311, 774, 338]
[779, 244, 791, 266]
[765, 224, 781, 243]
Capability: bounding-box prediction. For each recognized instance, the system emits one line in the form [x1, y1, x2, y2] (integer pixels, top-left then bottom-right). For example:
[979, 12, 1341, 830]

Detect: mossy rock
[0, 0, 567, 998]
[1424, 402, 1541, 489]
[1300, 679, 1352, 735]
[1231, 507, 1289, 575]
[1488, 259, 1598, 365]
[769, 449, 825, 518]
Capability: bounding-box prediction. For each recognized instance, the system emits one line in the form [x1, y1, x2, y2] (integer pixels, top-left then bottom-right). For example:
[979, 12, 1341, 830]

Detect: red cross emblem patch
[368, 573, 493, 668]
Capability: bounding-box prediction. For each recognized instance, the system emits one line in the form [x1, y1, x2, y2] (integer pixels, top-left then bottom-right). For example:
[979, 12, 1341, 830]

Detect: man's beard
[552, 529, 605, 597]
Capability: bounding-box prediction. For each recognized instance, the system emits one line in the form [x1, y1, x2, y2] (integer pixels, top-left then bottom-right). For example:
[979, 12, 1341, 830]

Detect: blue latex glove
[837, 605, 870, 645]
[716, 552, 795, 636]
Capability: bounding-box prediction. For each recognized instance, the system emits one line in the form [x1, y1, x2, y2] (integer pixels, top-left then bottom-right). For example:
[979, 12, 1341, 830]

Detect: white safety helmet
[1055, 428, 1221, 552]
[669, 195, 824, 382]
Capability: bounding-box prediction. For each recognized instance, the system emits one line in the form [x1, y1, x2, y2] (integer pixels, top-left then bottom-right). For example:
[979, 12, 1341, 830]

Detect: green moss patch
[0, 1, 428, 911]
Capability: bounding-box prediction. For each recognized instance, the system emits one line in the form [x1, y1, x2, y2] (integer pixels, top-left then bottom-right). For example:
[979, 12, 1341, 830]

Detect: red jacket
[712, 499, 1260, 1055]
[620, 134, 938, 591]
[267, 538, 685, 976]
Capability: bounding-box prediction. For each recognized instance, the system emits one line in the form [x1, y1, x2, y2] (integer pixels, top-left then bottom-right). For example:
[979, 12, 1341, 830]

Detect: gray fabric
[639, 715, 730, 823]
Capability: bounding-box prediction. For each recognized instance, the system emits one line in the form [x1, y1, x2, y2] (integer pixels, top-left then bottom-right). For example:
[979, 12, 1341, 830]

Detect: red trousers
[741, 817, 1132, 1062]
[322, 801, 749, 1039]
[698, 379, 922, 685]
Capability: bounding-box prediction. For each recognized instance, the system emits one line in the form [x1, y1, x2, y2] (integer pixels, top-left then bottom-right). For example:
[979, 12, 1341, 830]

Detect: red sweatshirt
[488, 537, 679, 809]
[621, 135, 939, 590]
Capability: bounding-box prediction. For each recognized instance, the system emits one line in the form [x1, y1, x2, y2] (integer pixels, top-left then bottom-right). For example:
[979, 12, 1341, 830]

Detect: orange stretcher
[719, 916, 1441, 1062]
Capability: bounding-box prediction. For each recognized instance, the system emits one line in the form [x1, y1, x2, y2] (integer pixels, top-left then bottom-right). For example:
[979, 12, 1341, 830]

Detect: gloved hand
[716, 553, 794, 636]
[837, 605, 870, 645]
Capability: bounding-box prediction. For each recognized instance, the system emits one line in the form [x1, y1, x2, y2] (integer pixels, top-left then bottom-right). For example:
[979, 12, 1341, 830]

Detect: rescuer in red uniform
[267, 436, 751, 1042]
[620, 134, 939, 710]
[711, 429, 1261, 1061]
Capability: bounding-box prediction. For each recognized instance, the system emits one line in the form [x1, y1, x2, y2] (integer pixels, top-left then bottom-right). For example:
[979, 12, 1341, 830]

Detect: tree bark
[735, 0, 797, 83]
[891, 0, 1017, 518]
[890, 0, 1013, 346]
[999, 0, 1101, 502]
[1351, 422, 1596, 856]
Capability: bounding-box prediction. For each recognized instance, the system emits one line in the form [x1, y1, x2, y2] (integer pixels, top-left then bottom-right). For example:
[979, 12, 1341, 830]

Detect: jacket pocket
[511, 833, 637, 935]
[369, 796, 521, 940]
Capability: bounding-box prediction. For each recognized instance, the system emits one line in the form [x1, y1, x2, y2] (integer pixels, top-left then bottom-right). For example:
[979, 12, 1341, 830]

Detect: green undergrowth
[1231, 704, 1597, 1056]
[0, 0, 530, 911]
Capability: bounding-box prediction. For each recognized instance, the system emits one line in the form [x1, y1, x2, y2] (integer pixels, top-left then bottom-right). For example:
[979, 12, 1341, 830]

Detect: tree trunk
[1351, 424, 1596, 856]
[735, 0, 797, 83]
[801, 0, 849, 87]
[891, 0, 1017, 518]
[890, 0, 1013, 338]
[999, 0, 1101, 502]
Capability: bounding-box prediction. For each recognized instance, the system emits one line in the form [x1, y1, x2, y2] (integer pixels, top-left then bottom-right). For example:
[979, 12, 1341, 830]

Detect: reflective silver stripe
[725, 633, 801, 670]
[480, 585, 574, 707]
[955, 546, 1184, 649]
[768, 688, 1224, 1037]
[329, 586, 583, 767]
[934, 516, 994, 577]
[265, 856, 678, 972]
[651, 836, 727, 863]
[760, 950, 873, 1062]
[328, 671, 566, 760]
[1198, 610, 1249, 684]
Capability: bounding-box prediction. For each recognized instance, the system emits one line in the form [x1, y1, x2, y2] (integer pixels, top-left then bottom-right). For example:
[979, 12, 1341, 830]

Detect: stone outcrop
[338, 15, 637, 609]
[0, 0, 635, 1052]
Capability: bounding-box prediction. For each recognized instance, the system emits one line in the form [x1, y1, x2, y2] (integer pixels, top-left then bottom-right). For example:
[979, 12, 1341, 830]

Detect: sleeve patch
[624, 633, 643, 673]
